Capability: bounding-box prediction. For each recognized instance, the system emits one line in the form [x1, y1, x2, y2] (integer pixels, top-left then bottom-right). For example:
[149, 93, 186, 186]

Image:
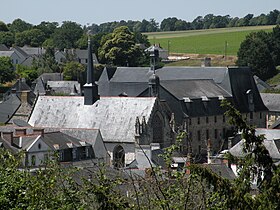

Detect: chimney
[15, 128, 27, 136]
[33, 128, 44, 137]
[19, 90, 30, 103]
[83, 37, 99, 105]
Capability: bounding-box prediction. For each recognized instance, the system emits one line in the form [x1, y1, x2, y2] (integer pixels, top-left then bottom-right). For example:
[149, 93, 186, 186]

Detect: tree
[33, 47, 60, 75]
[236, 31, 277, 80]
[0, 56, 15, 84]
[15, 29, 45, 47]
[0, 21, 9, 32]
[35, 21, 58, 38]
[98, 26, 148, 66]
[63, 61, 85, 83]
[8, 18, 32, 33]
[0, 31, 14, 47]
[52, 21, 83, 50]
[15, 65, 38, 86]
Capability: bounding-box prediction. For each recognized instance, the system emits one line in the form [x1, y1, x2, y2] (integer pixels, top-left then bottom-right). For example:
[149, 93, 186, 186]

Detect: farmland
[144, 26, 275, 56]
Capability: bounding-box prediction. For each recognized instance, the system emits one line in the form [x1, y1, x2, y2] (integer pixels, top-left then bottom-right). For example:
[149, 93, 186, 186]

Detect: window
[189, 118, 192, 126]
[38, 143, 41, 150]
[206, 129, 209, 140]
[86, 147, 89, 158]
[197, 130, 201, 142]
[206, 116, 209, 124]
[72, 148, 77, 160]
[214, 129, 218, 139]
[260, 112, 262, 119]
[198, 145, 201, 154]
[197, 117, 200, 125]
[214, 116, 217, 123]
[250, 112, 253, 120]
[31, 155, 36, 166]
[223, 115, 226, 123]
[59, 150, 64, 161]
[152, 114, 163, 144]
[113, 145, 125, 169]
[85, 59, 88, 63]
[223, 128, 226, 138]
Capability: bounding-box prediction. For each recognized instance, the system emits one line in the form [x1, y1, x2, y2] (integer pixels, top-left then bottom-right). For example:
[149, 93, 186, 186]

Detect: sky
[0, 0, 279, 26]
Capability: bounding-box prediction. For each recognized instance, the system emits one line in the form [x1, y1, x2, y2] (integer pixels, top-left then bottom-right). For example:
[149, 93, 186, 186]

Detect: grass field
[145, 26, 275, 56]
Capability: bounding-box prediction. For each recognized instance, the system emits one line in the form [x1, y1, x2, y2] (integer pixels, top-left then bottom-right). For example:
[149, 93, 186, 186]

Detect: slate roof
[21, 46, 45, 56]
[204, 164, 236, 180]
[37, 73, 64, 83]
[42, 132, 91, 150]
[47, 81, 81, 95]
[11, 46, 29, 58]
[99, 66, 267, 114]
[0, 51, 14, 57]
[253, 75, 271, 92]
[0, 94, 21, 123]
[0, 44, 9, 51]
[75, 49, 99, 64]
[28, 96, 157, 143]
[260, 93, 280, 112]
[229, 129, 280, 161]
[160, 79, 231, 100]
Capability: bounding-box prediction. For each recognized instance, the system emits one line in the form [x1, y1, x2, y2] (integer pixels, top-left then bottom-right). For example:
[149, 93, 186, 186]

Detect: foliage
[15, 29, 45, 47]
[62, 61, 85, 83]
[15, 64, 38, 86]
[98, 26, 148, 66]
[0, 21, 9, 32]
[8, 18, 33, 33]
[52, 21, 83, 50]
[0, 31, 14, 47]
[237, 29, 278, 80]
[32, 47, 60, 75]
[0, 56, 15, 84]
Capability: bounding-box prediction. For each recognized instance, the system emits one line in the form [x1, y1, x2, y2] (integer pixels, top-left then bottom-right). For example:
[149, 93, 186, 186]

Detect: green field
[145, 26, 275, 55]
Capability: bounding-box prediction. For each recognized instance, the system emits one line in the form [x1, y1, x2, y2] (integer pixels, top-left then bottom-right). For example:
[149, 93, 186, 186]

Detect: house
[145, 45, 168, 60]
[11, 46, 45, 67]
[260, 93, 280, 128]
[0, 50, 21, 65]
[32, 73, 63, 95]
[55, 49, 99, 65]
[0, 126, 109, 167]
[28, 39, 174, 168]
[98, 65, 267, 159]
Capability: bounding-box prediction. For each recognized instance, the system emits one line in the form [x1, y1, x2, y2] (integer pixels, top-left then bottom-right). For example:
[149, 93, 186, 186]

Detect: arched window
[152, 114, 163, 144]
[113, 145, 125, 169]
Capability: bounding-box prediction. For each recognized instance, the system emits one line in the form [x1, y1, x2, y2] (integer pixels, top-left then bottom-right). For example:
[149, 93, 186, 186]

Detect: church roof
[0, 94, 21, 124]
[28, 96, 157, 143]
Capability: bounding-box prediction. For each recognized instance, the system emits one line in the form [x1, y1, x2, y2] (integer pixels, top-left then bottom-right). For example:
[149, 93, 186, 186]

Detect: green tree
[52, 21, 83, 50]
[0, 56, 15, 84]
[236, 31, 277, 80]
[35, 21, 58, 38]
[33, 47, 60, 74]
[0, 31, 14, 47]
[8, 18, 32, 33]
[98, 26, 148, 66]
[15, 29, 45, 47]
[63, 61, 85, 83]
[15, 65, 38, 86]
[0, 21, 9, 32]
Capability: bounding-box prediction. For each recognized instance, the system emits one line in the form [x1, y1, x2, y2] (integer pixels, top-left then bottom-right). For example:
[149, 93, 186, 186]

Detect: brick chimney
[15, 128, 27, 136]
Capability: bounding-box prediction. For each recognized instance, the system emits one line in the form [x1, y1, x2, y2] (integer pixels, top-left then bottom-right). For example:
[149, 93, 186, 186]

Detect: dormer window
[246, 89, 254, 112]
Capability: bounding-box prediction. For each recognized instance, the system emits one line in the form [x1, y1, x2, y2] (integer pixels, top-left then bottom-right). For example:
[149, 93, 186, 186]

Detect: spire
[83, 36, 99, 105]
[86, 37, 94, 84]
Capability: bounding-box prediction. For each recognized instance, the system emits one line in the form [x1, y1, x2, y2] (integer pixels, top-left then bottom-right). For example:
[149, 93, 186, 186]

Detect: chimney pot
[33, 128, 44, 137]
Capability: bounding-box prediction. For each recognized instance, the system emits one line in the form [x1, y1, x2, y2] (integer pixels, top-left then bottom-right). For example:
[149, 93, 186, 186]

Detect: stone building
[28, 39, 174, 168]
[98, 66, 267, 160]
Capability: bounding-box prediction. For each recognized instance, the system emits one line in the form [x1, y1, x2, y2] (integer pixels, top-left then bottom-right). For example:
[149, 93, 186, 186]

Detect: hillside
[145, 26, 275, 56]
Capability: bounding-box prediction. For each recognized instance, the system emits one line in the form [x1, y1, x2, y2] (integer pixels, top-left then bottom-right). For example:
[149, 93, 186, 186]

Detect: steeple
[83, 37, 99, 105]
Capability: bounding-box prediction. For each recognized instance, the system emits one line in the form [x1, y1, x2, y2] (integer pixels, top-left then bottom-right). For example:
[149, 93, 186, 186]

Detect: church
[28, 39, 174, 168]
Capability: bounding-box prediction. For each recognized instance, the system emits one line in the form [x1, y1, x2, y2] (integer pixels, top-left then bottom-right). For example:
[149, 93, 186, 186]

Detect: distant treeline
[89, 9, 280, 33]
[0, 9, 279, 50]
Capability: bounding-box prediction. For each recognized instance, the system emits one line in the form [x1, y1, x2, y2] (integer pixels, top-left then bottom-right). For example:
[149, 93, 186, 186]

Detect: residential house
[0, 127, 109, 167]
[55, 49, 99, 65]
[0, 50, 21, 65]
[260, 93, 280, 128]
